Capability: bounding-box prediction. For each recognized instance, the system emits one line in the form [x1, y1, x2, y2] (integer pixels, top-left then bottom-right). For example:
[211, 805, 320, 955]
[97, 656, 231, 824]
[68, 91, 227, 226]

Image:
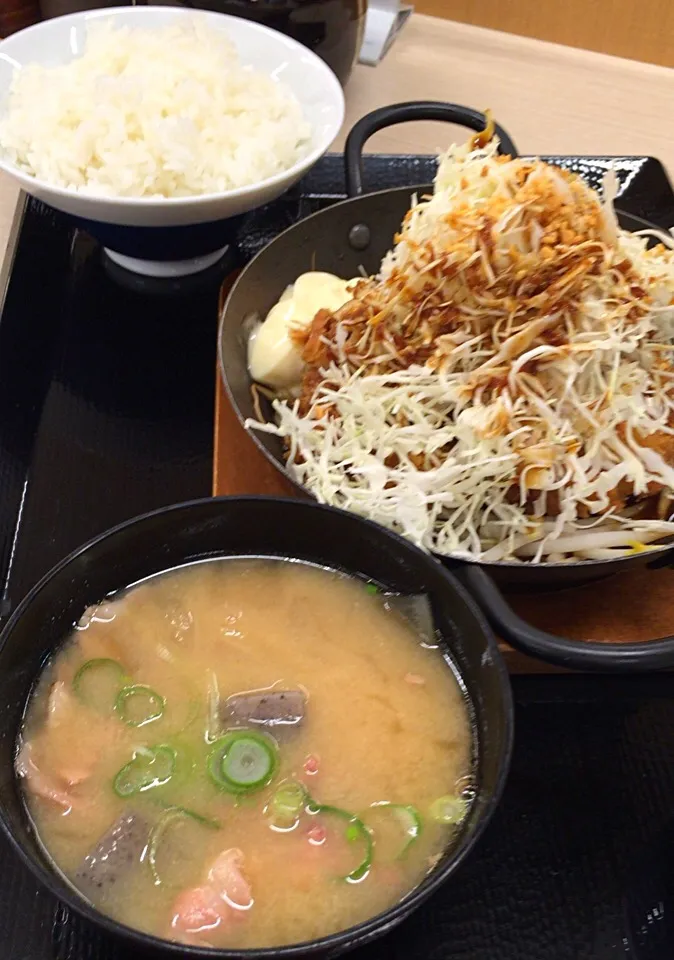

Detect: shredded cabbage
[248, 138, 674, 563]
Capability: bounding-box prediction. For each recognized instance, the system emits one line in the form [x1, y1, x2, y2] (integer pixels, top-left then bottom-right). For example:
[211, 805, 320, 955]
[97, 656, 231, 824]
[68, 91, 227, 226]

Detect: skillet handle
[344, 101, 519, 198]
[454, 564, 674, 672]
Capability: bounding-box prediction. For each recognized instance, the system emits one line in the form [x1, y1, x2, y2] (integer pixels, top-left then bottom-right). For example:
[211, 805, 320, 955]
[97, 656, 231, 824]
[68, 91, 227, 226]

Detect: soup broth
[18, 560, 473, 948]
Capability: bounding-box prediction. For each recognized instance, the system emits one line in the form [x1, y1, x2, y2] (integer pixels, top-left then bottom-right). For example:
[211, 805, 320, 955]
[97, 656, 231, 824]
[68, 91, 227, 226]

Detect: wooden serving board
[212, 373, 674, 674]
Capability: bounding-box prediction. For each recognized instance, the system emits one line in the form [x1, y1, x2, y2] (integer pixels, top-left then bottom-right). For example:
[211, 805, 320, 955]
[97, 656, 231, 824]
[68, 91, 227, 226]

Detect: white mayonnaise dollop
[248, 271, 355, 389]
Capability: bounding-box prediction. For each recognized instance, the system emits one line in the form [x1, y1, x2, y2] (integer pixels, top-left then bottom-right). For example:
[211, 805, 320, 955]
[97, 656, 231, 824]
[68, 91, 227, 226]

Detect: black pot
[142, 0, 366, 87]
[39, 0, 121, 15]
[218, 101, 674, 673]
[0, 496, 513, 958]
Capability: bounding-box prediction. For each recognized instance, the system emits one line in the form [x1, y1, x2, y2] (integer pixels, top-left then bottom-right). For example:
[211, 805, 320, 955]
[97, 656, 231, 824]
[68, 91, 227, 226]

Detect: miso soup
[17, 560, 474, 948]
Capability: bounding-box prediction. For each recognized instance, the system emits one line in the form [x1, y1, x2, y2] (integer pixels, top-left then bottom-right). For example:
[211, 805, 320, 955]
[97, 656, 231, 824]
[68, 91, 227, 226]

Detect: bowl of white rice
[0, 6, 344, 276]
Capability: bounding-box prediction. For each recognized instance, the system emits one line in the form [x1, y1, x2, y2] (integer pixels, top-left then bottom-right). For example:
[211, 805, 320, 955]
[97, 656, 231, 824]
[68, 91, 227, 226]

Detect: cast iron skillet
[0, 496, 512, 959]
[219, 101, 674, 673]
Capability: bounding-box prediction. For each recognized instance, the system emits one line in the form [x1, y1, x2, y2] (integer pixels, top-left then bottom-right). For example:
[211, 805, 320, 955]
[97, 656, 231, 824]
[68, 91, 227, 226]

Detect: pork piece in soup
[17, 560, 474, 949]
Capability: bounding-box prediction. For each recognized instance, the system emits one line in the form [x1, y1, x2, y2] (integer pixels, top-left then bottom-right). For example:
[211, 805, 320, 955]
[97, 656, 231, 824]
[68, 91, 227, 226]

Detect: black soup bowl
[0, 496, 513, 958]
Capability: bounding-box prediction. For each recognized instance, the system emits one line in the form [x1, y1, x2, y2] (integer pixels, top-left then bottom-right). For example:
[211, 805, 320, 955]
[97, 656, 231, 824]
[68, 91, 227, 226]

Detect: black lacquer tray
[1, 153, 674, 959]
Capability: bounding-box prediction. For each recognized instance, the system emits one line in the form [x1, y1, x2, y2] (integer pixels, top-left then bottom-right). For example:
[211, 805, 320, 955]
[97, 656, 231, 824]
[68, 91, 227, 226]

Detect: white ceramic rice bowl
[0, 6, 345, 230]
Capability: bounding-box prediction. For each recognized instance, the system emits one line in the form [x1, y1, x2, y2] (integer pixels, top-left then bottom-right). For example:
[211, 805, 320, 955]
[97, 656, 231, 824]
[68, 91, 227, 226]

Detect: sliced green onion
[113, 744, 176, 798]
[176, 697, 201, 735]
[160, 805, 220, 829]
[167, 737, 198, 788]
[208, 731, 278, 794]
[205, 672, 222, 744]
[157, 691, 202, 738]
[306, 800, 373, 883]
[429, 794, 468, 826]
[364, 582, 380, 595]
[269, 781, 306, 827]
[73, 658, 126, 712]
[146, 796, 221, 828]
[115, 684, 165, 727]
[368, 801, 422, 858]
[148, 806, 220, 886]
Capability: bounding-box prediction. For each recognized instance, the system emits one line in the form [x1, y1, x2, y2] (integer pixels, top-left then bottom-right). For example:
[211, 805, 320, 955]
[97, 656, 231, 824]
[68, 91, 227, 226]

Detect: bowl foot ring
[104, 246, 229, 278]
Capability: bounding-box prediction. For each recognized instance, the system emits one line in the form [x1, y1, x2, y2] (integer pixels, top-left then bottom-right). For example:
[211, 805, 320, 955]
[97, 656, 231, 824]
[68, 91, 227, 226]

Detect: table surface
[0, 23, 673, 959]
[3, 12, 674, 675]
[1, 11, 674, 256]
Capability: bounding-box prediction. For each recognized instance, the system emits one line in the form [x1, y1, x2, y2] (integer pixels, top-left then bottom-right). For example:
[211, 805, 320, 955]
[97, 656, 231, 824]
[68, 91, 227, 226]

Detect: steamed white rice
[0, 18, 313, 199]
